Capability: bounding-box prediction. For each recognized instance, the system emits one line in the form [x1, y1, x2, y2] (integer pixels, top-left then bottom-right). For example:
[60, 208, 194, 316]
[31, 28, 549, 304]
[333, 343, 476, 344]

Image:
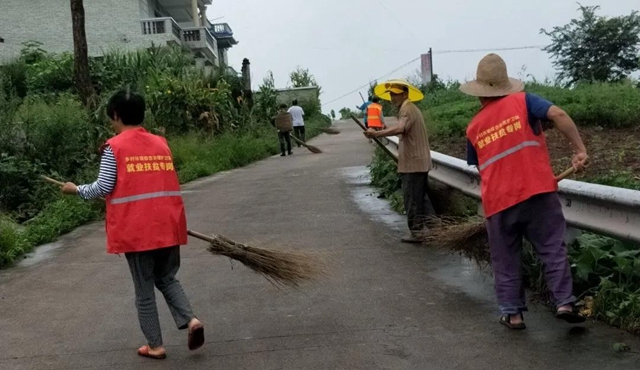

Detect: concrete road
[1, 121, 638, 370]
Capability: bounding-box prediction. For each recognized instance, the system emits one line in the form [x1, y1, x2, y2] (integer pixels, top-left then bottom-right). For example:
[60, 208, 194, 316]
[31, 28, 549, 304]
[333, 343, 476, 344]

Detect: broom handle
[41, 175, 106, 201]
[555, 166, 576, 182]
[350, 114, 399, 164]
[290, 135, 308, 147]
[187, 229, 216, 243]
[40, 175, 66, 187]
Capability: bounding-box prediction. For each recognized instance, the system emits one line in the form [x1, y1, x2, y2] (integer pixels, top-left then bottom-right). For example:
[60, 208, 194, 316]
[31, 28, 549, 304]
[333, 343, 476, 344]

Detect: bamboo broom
[188, 230, 325, 288]
[290, 135, 322, 154]
[40, 175, 326, 287]
[421, 167, 578, 261]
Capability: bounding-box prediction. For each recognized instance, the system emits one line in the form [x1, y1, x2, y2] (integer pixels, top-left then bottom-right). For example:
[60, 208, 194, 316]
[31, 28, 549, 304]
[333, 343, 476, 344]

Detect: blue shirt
[358, 101, 372, 123]
[466, 93, 553, 166]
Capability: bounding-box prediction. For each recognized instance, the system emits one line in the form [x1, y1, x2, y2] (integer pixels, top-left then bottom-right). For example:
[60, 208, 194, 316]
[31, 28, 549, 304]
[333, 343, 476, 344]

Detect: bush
[417, 81, 640, 139]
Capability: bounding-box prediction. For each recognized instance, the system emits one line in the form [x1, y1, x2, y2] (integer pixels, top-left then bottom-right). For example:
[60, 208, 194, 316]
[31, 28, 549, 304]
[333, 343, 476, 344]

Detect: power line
[322, 45, 546, 107]
[434, 45, 545, 54]
[322, 56, 420, 107]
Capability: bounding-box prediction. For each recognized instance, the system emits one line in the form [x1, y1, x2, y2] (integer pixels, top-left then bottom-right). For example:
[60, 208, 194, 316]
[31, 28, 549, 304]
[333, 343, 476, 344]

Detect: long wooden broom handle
[350, 114, 399, 164]
[40, 175, 105, 201]
[290, 135, 307, 147]
[40, 175, 66, 187]
[555, 167, 576, 182]
[187, 229, 215, 243]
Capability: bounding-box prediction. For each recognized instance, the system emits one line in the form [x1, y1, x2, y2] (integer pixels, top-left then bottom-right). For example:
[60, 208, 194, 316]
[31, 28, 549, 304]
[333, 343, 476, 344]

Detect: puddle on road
[17, 241, 64, 268]
[339, 166, 405, 232]
[339, 165, 495, 303]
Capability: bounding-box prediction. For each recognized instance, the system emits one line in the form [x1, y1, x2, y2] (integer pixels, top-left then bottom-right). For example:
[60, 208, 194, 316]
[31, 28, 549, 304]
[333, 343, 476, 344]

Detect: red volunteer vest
[105, 128, 187, 254]
[466, 93, 557, 218]
[367, 103, 383, 128]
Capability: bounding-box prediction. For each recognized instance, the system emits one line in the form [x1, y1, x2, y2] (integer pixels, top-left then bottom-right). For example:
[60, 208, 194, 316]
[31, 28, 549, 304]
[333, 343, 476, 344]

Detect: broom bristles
[320, 127, 340, 135]
[290, 135, 323, 153]
[421, 216, 490, 263]
[306, 144, 323, 154]
[196, 232, 326, 288]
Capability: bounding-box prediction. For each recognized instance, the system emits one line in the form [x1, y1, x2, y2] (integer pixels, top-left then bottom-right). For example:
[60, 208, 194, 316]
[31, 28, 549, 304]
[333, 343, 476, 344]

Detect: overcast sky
[206, 1, 638, 114]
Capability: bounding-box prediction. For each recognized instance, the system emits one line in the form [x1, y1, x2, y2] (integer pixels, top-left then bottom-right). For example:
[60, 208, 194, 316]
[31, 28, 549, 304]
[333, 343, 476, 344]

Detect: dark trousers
[293, 126, 306, 146]
[125, 246, 195, 347]
[401, 172, 436, 234]
[485, 192, 575, 315]
[278, 131, 292, 154]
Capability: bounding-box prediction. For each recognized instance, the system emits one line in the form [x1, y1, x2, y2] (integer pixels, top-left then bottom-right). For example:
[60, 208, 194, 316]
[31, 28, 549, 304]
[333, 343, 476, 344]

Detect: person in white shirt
[287, 100, 305, 147]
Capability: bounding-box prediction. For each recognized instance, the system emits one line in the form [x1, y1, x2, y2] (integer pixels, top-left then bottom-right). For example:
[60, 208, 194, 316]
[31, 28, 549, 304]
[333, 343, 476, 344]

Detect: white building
[0, 0, 238, 68]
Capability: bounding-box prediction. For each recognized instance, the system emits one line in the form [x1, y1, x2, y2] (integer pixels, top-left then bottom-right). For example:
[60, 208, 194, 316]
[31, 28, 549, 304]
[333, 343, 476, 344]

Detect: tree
[70, 0, 96, 107]
[330, 109, 336, 120]
[255, 71, 278, 119]
[338, 107, 353, 120]
[289, 67, 318, 88]
[540, 4, 640, 85]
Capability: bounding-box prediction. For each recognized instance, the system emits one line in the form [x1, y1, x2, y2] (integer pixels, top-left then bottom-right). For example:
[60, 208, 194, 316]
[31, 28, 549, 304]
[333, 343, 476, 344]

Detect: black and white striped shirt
[77, 146, 117, 199]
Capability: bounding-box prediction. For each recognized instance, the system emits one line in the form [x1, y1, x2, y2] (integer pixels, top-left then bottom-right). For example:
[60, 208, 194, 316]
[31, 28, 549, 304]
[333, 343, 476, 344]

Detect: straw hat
[374, 79, 424, 102]
[459, 54, 524, 97]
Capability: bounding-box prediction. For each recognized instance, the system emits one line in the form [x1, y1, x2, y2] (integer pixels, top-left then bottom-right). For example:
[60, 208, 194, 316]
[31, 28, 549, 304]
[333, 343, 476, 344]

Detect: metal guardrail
[385, 136, 640, 244]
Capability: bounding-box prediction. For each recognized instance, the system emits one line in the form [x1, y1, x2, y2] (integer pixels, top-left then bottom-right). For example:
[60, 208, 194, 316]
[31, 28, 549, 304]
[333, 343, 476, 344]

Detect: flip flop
[137, 346, 166, 360]
[556, 309, 586, 324]
[188, 323, 205, 350]
[500, 315, 526, 330]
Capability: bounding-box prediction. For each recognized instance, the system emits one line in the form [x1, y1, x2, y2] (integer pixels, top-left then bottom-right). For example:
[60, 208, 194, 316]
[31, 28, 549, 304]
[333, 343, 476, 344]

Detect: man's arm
[526, 93, 588, 171]
[63, 146, 117, 198]
[364, 117, 406, 138]
[547, 106, 588, 170]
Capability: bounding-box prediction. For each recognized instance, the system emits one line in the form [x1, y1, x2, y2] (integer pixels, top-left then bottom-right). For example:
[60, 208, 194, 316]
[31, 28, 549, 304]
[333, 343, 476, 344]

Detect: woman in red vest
[61, 90, 204, 359]
[460, 54, 588, 330]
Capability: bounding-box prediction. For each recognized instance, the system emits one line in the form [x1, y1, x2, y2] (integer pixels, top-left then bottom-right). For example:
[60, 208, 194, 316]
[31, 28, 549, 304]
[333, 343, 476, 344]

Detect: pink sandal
[137, 345, 166, 360]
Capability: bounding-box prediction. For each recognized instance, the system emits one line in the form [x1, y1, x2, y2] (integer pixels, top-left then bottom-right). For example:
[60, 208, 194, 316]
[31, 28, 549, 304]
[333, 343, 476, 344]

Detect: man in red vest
[60, 90, 204, 359]
[460, 54, 588, 329]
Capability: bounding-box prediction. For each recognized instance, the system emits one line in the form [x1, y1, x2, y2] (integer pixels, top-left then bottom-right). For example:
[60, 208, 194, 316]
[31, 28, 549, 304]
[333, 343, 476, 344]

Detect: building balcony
[140, 18, 218, 66]
[210, 23, 238, 49]
[141, 17, 183, 45]
[181, 27, 219, 64]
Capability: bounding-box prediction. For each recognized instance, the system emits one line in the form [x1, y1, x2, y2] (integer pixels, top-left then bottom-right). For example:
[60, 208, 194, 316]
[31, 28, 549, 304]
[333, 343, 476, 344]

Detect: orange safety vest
[105, 128, 187, 254]
[466, 92, 557, 218]
[366, 103, 384, 128]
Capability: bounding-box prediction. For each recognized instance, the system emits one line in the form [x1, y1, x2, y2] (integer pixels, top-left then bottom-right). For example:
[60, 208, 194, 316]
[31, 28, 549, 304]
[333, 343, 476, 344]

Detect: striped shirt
[77, 146, 117, 199]
[397, 100, 432, 173]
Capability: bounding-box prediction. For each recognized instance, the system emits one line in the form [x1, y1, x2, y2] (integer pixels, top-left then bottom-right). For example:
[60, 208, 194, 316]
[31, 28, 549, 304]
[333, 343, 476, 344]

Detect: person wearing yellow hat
[460, 53, 588, 329]
[364, 80, 435, 243]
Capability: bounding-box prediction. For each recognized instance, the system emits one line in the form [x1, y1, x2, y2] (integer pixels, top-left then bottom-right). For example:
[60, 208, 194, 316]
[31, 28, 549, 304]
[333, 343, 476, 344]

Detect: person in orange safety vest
[461, 54, 588, 330]
[61, 90, 204, 360]
[366, 96, 386, 130]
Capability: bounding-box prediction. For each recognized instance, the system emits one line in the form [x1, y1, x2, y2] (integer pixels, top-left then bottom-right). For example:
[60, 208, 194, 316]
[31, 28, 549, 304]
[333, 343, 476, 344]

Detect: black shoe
[280, 153, 286, 157]
[288, 151, 293, 155]
[555, 307, 586, 324]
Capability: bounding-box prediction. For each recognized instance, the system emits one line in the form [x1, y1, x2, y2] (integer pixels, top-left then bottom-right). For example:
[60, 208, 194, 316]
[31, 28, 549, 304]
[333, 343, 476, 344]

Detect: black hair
[279, 103, 288, 109]
[368, 95, 373, 101]
[106, 89, 146, 126]
[372, 96, 380, 103]
[292, 99, 298, 105]
[401, 86, 409, 93]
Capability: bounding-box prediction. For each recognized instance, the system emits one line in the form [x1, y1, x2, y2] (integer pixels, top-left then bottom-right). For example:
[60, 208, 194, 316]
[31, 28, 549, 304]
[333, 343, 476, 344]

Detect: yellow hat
[374, 79, 424, 102]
